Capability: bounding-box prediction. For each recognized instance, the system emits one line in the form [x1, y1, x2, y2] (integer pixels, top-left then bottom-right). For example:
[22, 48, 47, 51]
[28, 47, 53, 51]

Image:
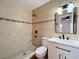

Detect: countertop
[48, 38, 79, 49]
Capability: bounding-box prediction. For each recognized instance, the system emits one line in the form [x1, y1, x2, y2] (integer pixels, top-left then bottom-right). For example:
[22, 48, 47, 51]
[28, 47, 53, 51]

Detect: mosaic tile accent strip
[0, 17, 32, 24]
[32, 19, 55, 24]
[0, 17, 55, 24]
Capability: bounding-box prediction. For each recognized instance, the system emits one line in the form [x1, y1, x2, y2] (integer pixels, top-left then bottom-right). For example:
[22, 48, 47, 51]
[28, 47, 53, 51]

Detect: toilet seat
[35, 46, 47, 54]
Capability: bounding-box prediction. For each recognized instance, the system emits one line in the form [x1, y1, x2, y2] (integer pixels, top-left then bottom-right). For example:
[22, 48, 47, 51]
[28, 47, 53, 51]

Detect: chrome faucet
[59, 34, 69, 40]
[59, 34, 65, 39]
[62, 34, 65, 39]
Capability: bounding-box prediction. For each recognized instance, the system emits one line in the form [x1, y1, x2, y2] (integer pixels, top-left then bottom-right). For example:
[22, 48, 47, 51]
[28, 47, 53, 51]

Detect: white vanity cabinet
[48, 42, 79, 59]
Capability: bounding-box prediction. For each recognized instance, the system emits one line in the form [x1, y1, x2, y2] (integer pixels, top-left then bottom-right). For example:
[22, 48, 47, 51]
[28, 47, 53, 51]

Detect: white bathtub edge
[24, 51, 35, 59]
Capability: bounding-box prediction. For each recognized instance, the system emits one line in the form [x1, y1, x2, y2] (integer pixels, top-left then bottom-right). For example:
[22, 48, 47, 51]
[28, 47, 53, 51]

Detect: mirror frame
[55, 7, 77, 34]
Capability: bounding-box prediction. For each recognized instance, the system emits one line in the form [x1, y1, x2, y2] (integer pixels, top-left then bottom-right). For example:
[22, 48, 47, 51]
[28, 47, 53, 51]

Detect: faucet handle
[59, 36, 61, 39]
[62, 34, 65, 39]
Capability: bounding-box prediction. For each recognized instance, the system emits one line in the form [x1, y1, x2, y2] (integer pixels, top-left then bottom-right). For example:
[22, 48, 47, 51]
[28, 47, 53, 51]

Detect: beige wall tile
[0, 1, 32, 59]
[32, 0, 79, 47]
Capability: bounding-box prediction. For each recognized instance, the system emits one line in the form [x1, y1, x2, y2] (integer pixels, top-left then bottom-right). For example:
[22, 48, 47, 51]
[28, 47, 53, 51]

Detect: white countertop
[48, 38, 79, 49]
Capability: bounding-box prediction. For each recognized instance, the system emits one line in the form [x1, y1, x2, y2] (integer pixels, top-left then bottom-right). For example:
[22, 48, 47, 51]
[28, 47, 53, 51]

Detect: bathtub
[4, 46, 36, 59]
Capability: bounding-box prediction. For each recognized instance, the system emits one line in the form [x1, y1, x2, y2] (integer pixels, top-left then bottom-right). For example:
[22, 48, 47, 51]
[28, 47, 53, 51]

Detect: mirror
[55, 2, 77, 34]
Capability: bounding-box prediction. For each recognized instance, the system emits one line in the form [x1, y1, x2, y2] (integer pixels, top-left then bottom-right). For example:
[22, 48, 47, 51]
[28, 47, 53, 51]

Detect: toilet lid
[35, 46, 47, 54]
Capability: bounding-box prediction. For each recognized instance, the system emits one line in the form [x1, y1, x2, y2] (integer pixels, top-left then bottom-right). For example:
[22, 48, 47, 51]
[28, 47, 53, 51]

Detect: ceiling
[1, 0, 50, 10]
[20, 0, 50, 10]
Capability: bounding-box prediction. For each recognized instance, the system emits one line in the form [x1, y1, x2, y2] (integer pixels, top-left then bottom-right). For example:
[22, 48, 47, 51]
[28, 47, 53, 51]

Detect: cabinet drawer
[54, 43, 79, 52]
[55, 45, 71, 52]
[48, 42, 79, 59]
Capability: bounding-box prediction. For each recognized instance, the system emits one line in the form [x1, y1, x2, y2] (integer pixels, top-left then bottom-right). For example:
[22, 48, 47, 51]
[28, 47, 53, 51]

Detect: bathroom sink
[48, 38, 79, 49]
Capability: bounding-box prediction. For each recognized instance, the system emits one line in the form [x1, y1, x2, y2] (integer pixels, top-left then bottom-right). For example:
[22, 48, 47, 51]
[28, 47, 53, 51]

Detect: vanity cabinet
[55, 46, 71, 59]
[48, 42, 79, 59]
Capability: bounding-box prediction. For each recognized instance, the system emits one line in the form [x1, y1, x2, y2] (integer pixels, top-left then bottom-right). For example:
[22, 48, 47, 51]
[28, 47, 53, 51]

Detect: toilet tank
[42, 37, 49, 47]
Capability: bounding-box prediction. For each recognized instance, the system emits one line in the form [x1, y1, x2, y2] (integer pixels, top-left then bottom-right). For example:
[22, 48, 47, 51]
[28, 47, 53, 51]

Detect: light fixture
[57, 6, 63, 15]
[67, 2, 74, 13]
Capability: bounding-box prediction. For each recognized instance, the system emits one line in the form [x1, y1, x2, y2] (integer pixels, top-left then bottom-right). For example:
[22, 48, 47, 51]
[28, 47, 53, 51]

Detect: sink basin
[48, 38, 79, 49]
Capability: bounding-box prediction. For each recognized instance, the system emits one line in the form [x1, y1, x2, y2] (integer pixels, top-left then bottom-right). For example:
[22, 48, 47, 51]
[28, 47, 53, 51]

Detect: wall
[0, 0, 32, 59]
[32, 0, 79, 47]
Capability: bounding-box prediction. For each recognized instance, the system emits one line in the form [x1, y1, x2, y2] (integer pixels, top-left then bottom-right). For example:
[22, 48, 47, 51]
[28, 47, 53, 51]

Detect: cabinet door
[63, 51, 71, 59]
[63, 48, 79, 59]
[55, 47, 63, 59]
[55, 43, 79, 59]
[70, 48, 79, 59]
[48, 42, 79, 59]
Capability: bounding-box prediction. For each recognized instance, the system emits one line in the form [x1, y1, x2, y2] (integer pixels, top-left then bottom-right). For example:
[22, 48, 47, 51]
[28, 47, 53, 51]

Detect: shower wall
[32, 0, 79, 47]
[0, 0, 32, 59]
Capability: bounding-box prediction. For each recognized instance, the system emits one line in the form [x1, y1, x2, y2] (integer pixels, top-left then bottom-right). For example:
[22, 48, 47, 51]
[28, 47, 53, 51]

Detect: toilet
[35, 37, 48, 59]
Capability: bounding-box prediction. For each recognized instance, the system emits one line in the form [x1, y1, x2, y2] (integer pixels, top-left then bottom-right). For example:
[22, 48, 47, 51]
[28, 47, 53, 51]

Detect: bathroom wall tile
[0, 20, 32, 58]
[32, 0, 79, 47]
[0, 1, 32, 58]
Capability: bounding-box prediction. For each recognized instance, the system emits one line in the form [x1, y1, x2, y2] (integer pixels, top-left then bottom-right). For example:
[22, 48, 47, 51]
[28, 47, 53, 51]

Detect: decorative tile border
[32, 19, 55, 24]
[0, 17, 55, 24]
[0, 17, 78, 25]
[0, 17, 32, 24]
[32, 14, 79, 24]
